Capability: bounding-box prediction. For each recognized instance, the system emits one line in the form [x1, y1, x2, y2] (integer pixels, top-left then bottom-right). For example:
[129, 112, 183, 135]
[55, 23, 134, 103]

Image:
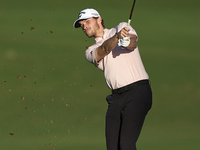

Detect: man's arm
[95, 27, 133, 62]
[94, 34, 119, 62]
[126, 34, 137, 50]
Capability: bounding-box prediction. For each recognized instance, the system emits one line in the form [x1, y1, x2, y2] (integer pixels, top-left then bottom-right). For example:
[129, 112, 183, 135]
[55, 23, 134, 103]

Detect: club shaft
[128, 0, 136, 27]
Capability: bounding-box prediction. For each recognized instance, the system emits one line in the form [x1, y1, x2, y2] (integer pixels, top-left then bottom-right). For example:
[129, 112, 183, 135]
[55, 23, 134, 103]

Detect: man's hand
[120, 37, 130, 47]
[116, 27, 130, 39]
[116, 27, 137, 50]
[117, 27, 131, 48]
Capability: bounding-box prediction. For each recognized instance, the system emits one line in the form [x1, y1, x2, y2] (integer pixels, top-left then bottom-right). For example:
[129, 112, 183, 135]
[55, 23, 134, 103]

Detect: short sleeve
[85, 45, 98, 66]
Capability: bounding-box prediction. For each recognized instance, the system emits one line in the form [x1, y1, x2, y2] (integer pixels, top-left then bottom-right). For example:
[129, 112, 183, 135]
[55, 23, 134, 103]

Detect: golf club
[127, 0, 136, 27]
[121, 0, 136, 49]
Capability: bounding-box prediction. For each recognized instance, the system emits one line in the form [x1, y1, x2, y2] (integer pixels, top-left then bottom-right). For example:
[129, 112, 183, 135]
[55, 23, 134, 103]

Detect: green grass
[0, 0, 200, 149]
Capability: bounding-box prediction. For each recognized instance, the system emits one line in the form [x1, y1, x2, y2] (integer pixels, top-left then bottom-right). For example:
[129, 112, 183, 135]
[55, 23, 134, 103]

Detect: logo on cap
[79, 12, 86, 18]
[91, 13, 98, 17]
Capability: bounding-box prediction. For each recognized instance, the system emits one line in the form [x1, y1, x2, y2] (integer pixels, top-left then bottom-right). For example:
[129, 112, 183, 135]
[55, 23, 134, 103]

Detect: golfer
[73, 8, 152, 150]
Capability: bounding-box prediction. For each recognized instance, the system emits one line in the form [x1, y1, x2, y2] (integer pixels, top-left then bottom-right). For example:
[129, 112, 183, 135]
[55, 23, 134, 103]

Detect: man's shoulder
[117, 22, 128, 27]
[103, 22, 127, 39]
[114, 22, 128, 32]
[105, 22, 127, 31]
[116, 22, 128, 29]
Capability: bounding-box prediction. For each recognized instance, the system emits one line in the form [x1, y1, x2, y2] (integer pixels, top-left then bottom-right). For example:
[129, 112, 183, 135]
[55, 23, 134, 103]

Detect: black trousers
[106, 83, 152, 150]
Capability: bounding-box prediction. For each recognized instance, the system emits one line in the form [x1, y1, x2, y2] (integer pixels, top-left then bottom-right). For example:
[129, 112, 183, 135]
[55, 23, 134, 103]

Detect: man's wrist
[115, 33, 120, 39]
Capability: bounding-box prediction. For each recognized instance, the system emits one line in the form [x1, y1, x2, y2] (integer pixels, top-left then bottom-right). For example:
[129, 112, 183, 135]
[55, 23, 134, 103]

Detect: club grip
[127, 19, 131, 28]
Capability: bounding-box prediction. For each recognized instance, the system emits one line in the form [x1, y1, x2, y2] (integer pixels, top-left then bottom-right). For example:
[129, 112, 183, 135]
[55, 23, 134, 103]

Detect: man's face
[79, 17, 100, 38]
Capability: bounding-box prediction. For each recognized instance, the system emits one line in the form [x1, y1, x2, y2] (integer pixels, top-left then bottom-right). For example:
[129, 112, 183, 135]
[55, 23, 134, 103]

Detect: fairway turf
[1, 0, 200, 150]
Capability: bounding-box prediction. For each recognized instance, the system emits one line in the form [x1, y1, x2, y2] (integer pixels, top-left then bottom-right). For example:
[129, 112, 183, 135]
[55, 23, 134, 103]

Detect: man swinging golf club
[73, 8, 152, 150]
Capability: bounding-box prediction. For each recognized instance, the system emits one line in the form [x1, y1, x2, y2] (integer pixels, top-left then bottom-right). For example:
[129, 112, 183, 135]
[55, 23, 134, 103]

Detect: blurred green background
[0, 0, 199, 150]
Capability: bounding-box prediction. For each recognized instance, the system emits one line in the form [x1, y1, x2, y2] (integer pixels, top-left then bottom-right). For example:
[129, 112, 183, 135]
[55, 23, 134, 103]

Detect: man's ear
[97, 17, 102, 24]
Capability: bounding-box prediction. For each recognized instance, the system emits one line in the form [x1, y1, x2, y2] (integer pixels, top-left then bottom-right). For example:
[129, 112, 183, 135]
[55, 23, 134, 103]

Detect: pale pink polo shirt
[85, 22, 149, 90]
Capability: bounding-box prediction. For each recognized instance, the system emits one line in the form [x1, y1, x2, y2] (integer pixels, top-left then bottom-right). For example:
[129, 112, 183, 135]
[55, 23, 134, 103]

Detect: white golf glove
[120, 36, 130, 47]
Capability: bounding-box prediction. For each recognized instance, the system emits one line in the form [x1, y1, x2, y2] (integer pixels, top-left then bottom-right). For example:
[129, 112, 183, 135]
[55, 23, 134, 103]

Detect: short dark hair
[101, 19, 105, 28]
[94, 17, 105, 28]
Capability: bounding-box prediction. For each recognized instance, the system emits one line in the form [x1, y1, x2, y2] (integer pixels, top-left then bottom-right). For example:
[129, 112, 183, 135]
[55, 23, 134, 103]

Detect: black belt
[112, 79, 150, 94]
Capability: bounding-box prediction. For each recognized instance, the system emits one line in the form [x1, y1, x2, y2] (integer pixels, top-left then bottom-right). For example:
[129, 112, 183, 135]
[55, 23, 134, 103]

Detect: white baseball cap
[73, 8, 100, 28]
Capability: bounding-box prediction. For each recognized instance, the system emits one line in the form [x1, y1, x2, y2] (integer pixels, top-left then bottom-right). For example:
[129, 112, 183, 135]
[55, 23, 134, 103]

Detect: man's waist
[112, 80, 150, 94]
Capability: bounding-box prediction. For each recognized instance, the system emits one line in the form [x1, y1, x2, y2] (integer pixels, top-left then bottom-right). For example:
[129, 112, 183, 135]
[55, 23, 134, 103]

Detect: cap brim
[73, 19, 81, 28]
[73, 16, 93, 28]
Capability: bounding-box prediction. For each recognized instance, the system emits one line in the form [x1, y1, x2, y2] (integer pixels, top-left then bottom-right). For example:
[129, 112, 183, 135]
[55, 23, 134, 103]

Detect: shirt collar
[94, 29, 108, 43]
